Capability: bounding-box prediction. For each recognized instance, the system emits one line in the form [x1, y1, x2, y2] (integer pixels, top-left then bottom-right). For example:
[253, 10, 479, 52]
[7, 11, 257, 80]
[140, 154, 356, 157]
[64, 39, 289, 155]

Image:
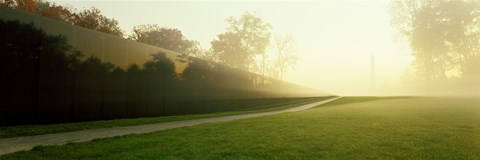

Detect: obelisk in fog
[370, 54, 375, 92]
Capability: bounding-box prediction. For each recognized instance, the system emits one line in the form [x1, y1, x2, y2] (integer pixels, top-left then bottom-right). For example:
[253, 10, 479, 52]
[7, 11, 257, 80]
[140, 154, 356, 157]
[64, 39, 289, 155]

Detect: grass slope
[0, 97, 332, 139]
[2, 97, 479, 159]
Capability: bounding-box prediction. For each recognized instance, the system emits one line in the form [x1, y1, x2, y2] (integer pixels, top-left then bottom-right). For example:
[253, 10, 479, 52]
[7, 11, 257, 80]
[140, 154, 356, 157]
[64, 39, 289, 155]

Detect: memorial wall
[0, 7, 328, 125]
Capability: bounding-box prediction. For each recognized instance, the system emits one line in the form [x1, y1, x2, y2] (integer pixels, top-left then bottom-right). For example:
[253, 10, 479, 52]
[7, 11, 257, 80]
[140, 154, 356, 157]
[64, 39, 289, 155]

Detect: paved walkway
[0, 97, 341, 156]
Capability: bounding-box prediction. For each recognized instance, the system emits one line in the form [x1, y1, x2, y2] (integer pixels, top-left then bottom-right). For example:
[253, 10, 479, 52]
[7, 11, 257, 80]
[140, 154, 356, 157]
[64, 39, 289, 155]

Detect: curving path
[0, 97, 341, 156]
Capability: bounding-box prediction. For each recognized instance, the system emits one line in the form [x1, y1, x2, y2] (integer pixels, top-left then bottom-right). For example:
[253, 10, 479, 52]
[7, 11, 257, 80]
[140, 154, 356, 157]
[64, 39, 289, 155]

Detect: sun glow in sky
[51, 0, 414, 96]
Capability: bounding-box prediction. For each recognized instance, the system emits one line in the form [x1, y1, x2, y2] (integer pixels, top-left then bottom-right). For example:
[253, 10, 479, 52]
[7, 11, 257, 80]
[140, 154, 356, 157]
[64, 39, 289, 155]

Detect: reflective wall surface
[0, 7, 328, 125]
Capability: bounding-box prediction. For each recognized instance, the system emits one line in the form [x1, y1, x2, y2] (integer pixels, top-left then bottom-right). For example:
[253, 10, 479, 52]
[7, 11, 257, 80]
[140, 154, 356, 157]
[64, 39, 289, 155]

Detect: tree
[1, 0, 124, 37]
[36, 1, 76, 24]
[270, 34, 298, 80]
[181, 57, 215, 84]
[211, 32, 249, 70]
[2, 0, 74, 23]
[143, 52, 177, 81]
[182, 40, 209, 60]
[73, 7, 124, 37]
[1, 0, 36, 13]
[130, 24, 201, 56]
[390, 0, 480, 82]
[211, 12, 272, 72]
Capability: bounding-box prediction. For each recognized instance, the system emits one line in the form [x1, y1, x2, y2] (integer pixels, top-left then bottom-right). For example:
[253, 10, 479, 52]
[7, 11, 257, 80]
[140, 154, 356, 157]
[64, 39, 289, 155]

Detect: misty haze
[0, 0, 479, 159]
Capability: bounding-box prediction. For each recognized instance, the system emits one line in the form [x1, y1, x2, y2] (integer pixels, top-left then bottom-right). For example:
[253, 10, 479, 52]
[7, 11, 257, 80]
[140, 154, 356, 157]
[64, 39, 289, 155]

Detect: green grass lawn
[2, 97, 479, 159]
[0, 97, 333, 139]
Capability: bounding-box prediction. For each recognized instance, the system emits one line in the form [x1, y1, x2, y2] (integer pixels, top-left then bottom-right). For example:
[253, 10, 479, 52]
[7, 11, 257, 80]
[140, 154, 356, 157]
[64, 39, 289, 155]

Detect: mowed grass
[2, 97, 480, 159]
[0, 97, 332, 139]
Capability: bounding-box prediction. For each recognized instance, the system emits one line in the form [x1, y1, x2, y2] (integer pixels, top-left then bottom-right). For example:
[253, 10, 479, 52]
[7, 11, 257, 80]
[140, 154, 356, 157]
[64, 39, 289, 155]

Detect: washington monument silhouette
[370, 54, 375, 92]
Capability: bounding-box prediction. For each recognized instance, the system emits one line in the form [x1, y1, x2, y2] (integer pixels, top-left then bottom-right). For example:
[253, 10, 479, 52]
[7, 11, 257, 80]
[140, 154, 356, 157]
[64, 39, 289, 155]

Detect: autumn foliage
[1, 0, 124, 37]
